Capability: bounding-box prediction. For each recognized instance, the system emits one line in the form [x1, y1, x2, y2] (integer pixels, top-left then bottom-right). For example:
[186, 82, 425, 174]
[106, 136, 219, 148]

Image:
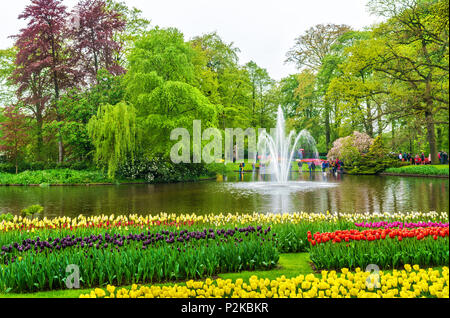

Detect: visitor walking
[331, 161, 337, 174]
[321, 161, 327, 173]
[298, 160, 303, 173]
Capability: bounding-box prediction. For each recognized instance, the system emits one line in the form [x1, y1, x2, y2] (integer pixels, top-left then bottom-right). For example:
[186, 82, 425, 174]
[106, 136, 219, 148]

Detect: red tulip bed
[308, 227, 449, 270]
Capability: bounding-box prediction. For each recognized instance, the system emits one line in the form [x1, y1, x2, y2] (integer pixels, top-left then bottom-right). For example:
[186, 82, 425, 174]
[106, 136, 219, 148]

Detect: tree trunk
[425, 110, 438, 164]
[377, 105, 383, 137]
[36, 110, 44, 161]
[324, 103, 331, 151]
[365, 98, 373, 137]
[391, 120, 395, 149]
[436, 126, 443, 152]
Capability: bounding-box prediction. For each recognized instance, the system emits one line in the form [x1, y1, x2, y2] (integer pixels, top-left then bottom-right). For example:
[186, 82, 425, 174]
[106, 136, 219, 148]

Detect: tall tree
[286, 24, 352, 151]
[105, 0, 151, 68]
[13, 0, 79, 163]
[71, 0, 127, 83]
[245, 61, 275, 127]
[364, 0, 449, 163]
[286, 24, 352, 71]
[87, 101, 137, 178]
[0, 105, 30, 174]
[0, 48, 17, 106]
[125, 27, 217, 157]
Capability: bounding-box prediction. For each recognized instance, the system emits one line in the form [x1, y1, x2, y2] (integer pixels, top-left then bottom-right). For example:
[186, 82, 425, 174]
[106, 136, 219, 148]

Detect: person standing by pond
[321, 160, 327, 174]
[298, 160, 303, 173]
[338, 159, 344, 173]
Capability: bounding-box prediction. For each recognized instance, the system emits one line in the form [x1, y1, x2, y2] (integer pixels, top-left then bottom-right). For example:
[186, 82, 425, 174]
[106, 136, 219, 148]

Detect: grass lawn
[226, 161, 323, 172]
[384, 164, 449, 176]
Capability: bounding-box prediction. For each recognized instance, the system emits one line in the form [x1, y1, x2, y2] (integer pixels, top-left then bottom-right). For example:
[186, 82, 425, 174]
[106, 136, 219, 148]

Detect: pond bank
[379, 172, 449, 178]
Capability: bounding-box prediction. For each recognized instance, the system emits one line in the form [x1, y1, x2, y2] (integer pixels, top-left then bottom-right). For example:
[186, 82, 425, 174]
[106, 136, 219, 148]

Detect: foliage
[0, 169, 112, 185]
[20, 205, 44, 218]
[384, 165, 449, 176]
[87, 102, 138, 178]
[117, 155, 211, 183]
[0, 213, 14, 222]
[345, 136, 400, 175]
[71, 0, 126, 81]
[0, 105, 30, 174]
[327, 131, 373, 162]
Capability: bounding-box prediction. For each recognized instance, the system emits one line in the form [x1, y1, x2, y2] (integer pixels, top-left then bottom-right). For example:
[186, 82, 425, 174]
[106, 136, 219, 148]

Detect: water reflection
[0, 172, 447, 218]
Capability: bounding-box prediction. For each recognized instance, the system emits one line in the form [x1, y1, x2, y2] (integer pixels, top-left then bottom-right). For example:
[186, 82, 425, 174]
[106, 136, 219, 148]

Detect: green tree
[87, 101, 138, 178]
[125, 27, 217, 157]
[0, 105, 30, 174]
[245, 61, 276, 127]
[363, 0, 449, 163]
[286, 24, 352, 151]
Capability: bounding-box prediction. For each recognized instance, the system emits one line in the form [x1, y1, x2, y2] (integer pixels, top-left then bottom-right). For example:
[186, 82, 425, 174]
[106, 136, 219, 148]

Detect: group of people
[298, 158, 344, 175]
[397, 151, 448, 165]
[438, 151, 449, 164]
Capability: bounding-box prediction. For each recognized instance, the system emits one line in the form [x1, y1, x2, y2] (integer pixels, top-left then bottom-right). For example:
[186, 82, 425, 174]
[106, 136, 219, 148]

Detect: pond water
[0, 172, 448, 218]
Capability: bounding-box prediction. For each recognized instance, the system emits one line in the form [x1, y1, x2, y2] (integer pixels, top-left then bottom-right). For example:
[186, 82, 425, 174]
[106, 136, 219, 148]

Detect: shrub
[345, 136, 400, 175]
[20, 205, 44, 218]
[327, 131, 373, 162]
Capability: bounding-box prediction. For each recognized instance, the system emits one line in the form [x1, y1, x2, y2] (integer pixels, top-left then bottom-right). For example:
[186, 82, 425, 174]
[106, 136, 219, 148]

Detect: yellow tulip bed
[1, 211, 448, 232]
[80, 264, 449, 298]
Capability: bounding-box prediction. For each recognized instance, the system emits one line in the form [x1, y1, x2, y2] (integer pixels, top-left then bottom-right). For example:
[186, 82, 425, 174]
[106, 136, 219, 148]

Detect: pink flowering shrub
[327, 131, 373, 161]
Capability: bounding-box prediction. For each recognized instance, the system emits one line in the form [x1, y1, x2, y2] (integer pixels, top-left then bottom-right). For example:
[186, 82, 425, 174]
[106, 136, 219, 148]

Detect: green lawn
[227, 161, 323, 172]
[384, 164, 449, 176]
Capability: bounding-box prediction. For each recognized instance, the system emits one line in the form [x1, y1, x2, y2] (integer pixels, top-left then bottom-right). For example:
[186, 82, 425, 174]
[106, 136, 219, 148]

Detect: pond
[0, 172, 448, 218]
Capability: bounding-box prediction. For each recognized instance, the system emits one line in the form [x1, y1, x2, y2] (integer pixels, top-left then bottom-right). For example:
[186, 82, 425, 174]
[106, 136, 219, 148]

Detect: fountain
[258, 106, 319, 183]
[225, 106, 336, 213]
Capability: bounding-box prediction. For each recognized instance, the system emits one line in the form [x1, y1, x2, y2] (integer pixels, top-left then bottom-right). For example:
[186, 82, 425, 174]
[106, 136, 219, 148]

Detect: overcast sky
[0, 0, 381, 80]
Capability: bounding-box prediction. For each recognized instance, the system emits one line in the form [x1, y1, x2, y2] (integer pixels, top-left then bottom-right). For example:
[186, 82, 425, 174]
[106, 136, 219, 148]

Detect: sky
[0, 0, 382, 80]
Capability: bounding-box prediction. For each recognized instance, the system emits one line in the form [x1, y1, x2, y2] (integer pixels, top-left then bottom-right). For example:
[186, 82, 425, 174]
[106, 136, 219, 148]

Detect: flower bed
[0, 226, 279, 293]
[355, 221, 449, 229]
[308, 228, 449, 270]
[1, 211, 448, 233]
[0, 211, 448, 295]
[80, 265, 449, 298]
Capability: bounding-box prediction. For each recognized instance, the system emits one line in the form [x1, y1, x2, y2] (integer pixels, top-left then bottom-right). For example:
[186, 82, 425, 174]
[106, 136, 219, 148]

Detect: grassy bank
[383, 165, 449, 176]
[225, 161, 323, 172]
[0, 169, 112, 185]
[0, 169, 215, 186]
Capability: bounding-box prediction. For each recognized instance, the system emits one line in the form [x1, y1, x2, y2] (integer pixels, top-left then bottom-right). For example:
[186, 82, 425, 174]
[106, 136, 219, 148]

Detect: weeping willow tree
[87, 102, 138, 178]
